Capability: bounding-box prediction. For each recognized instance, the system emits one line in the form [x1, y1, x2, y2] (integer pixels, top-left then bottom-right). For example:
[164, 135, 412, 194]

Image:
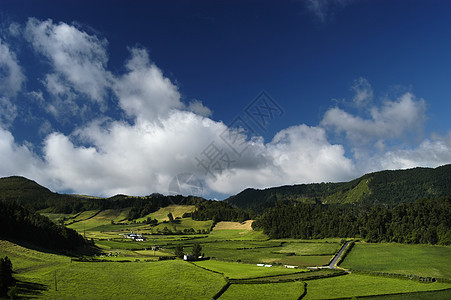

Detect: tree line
[252, 196, 450, 245]
[0, 201, 87, 253]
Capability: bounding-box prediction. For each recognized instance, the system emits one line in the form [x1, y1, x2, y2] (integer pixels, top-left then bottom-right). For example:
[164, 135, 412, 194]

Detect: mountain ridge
[226, 164, 451, 212]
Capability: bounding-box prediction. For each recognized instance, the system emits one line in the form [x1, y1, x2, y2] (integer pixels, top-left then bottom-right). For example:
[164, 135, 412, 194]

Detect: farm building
[183, 254, 194, 261]
[124, 232, 145, 241]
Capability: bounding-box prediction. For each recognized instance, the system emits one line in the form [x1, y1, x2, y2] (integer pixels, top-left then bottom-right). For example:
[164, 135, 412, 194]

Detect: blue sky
[0, 0, 450, 199]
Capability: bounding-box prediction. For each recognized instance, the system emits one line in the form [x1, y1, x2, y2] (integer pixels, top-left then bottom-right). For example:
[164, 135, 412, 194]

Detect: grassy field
[304, 273, 451, 299]
[341, 243, 451, 279]
[193, 260, 304, 279]
[220, 282, 304, 300]
[276, 242, 340, 255]
[137, 205, 196, 222]
[0, 240, 226, 299]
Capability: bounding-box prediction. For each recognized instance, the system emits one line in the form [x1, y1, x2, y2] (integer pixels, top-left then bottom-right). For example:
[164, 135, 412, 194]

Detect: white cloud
[351, 77, 373, 107]
[25, 18, 112, 103]
[321, 92, 427, 145]
[0, 97, 17, 128]
[0, 128, 44, 181]
[379, 132, 451, 170]
[113, 48, 183, 122]
[187, 99, 212, 117]
[0, 38, 25, 97]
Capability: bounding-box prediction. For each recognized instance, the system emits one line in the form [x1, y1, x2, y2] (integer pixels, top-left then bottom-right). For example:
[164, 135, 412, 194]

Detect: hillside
[226, 164, 451, 212]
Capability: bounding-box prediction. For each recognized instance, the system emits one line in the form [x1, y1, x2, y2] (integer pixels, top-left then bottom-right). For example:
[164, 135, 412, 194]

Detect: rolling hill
[226, 164, 451, 212]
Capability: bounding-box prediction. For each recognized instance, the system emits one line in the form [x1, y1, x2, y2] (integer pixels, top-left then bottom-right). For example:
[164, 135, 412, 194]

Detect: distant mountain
[226, 164, 451, 212]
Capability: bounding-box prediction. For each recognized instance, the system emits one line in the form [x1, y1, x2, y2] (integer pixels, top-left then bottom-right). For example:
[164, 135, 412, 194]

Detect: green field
[304, 273, 451, 299]
[220, 282, 305, 300]
[193, 260, 304, 279]
[137, 205, 196, 222]
[0, 240, 226, 299]
[341, 243, 451, 279]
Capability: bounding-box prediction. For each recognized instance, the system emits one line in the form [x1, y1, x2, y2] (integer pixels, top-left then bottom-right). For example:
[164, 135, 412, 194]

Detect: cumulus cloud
[25, 18, 112, 103]
[0, 128, 44, 181]
[321, 92, 427, 145]
[0, 38, 25, 97]
[113, 48, 183, 122]
[380, 132, 451, 170]
[0, 18, 448, 199]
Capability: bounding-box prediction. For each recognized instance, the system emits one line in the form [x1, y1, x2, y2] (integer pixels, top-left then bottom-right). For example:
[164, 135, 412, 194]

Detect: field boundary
[349, 269, 451, 283]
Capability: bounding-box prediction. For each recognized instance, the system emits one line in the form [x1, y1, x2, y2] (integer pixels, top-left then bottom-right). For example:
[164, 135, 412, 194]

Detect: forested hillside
[0, 201, 87, 252]
[252, 196, 451, 245]
[227, 164, 451, 212]
[0, 177, 250, 223]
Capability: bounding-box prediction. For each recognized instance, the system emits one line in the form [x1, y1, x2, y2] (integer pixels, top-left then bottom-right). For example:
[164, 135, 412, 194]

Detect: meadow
[3, 206, 450, 299]
[0, 240, 226, 299]
[341, 243, 451, 279]
[220, 281, 305, 300]
[304, 273, 451, 299]
[193, 259, 304, 279]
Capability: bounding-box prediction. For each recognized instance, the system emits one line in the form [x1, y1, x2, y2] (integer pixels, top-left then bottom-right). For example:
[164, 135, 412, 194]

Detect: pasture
[0, 240, 226, 299]
[220, 282, 305, 300]
[193, 260, 304, 279]
[304, 273, 451, 299]
[341, 243, 451, 279]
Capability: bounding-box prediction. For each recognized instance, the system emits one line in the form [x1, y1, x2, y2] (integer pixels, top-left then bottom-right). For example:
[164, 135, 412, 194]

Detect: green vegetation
[304, 273, 451, 299]
[0, 240, 225, 299]
[341, 243, 451, 279]
[253, 196, 451, 244]
[220, 282, 304, 300]
[227, 164, 451, 209]
[193, 260, 303, 279]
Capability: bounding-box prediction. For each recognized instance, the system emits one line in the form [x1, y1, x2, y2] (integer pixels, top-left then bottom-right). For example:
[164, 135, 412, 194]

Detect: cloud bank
[0, 18, 449, 198]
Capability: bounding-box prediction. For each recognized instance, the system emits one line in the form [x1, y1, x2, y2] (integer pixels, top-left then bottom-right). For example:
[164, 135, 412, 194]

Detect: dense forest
[0, 201, 87, 253]
[227, 164, 451, 212]
[252, 196, 451, 245]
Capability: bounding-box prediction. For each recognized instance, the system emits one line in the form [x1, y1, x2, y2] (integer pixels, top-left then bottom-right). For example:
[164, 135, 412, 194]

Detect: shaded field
[341, 243, 451, 279]
[193, 260, 303, 279]
[220, 282, 304, 300]
[304, 273, 451, 299]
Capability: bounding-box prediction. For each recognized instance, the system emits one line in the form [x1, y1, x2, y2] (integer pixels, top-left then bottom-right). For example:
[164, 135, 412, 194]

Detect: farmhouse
[183, 254, 194, 261]
[124, 232, 145, 241]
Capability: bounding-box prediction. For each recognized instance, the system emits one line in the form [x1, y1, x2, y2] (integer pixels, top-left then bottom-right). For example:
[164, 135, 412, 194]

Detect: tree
[168, 213, 174, 224]
[0, 256, 14, 297]
[174, 244, 184, 258]
[192, 243, 202, 259]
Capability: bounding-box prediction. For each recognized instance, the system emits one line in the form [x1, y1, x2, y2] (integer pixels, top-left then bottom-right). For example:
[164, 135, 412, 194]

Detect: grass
[362, 288, 451, 299]
[275, 242, 340, 255]
[303, 273, 451, 299]
[341, 243, 451, 279]
[220, 282, 304, 300]
[0, 240, 226, 299]
[137, 205, 196, 222]
[206, 229, 268, 240]
[193, 260, 304, 279]
[277, 255, 331, 267]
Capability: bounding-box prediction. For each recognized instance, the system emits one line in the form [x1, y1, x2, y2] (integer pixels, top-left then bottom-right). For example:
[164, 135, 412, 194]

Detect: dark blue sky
[0, 0, 450, 198]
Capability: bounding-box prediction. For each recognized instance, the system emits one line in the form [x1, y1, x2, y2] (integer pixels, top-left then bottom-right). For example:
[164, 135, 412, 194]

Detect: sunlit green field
[0, 240, 226, 299]
[193, 260, 304, 279]
[341, 243, 451, 279]
[304, 273, 451, 299]
[220, 282, 305, 300]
